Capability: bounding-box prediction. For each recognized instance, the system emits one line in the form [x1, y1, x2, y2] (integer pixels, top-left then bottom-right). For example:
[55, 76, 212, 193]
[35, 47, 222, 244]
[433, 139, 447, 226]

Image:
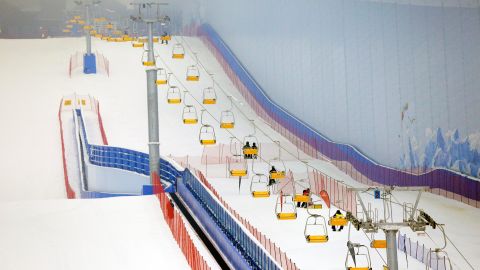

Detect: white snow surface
[0, 196, 190, 270]
[0, 35, 479, 270]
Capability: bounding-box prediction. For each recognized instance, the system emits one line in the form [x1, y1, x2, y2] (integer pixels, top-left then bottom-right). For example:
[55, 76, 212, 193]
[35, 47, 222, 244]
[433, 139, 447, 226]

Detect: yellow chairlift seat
[105, 24, 113, 29]
[252, 191, 270, 198]
[68, 19, 76, 23]
[294, 194, 311, 203]
[123, 36, 133, 41]
[95, 34, 102, 38]
[277, 213, 297, 220]
[83, 25, 93, 30]
[168, 98, 181, 104]
[74, 15, 81, 20]
[77, 20, 85, 25]
[114, 37, 124, 42]
[220, 122, 234, 129]
[113, 30, 122, 35]
[309, 203, 322, 209]
[101, 36, 109, 40]
[230, 170, 247, 177]
[107, 37, 115, 42]
[187, 75, 199, 81]
[172, 43, 185, 59]
[370, 240, 387, 249]
[329, 217, 348, 226]
[306, 235, 328, 243]
[243, 148, 258, 155]
[270, 171, 286, 179]
[132, 42, 144, 48]
[90, 30, 97, 35]
[138, 37, 148, 43]
[184, 118, 198, 124]
[62, 29, 71, 33]
[200, 139, 216, 145]
[203, 98, 216, 104]
[161, 35, 172, 41]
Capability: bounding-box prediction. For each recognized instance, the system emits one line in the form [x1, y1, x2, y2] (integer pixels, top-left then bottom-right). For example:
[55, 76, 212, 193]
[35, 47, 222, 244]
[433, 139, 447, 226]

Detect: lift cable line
[176, 36, 476, 268]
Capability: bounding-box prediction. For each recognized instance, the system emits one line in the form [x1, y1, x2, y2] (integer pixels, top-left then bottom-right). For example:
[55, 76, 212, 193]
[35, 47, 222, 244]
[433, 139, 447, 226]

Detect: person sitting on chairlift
[243, 141, 252, 159]
[251, 142, 258, 159]
[297, 188, 310, 208]
[331, 210, 344, 232]
[268, 166, 277, 186]
[161, 31, 169, 45]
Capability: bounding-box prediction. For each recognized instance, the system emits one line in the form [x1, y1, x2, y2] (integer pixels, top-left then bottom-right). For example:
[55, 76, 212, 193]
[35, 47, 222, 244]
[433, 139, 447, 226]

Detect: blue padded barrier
[180, 170, 280, 270]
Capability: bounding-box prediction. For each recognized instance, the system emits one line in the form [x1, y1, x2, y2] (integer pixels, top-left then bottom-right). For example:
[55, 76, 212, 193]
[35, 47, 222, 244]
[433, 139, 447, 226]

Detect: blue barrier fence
[76, 109, 180, 195]
[180, 170, 280, 270]
[199, 23, 480, 205]
[75, 109, 275, 268]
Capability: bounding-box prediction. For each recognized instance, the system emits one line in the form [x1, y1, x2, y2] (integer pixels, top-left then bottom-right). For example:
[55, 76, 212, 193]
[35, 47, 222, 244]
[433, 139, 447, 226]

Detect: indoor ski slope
[0, 35, 478, 270]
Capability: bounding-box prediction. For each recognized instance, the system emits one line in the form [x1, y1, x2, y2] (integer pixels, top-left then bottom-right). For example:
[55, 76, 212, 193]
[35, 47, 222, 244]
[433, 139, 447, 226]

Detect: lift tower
[346, 186, 439, 270]
[74, 1, 101, 74]
[130, 2, 169, 184]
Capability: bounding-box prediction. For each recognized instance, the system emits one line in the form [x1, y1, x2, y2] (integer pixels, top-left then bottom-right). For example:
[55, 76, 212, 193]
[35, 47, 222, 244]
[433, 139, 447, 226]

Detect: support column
[385, 229, 399, 270]
[146, 68, 159, 184]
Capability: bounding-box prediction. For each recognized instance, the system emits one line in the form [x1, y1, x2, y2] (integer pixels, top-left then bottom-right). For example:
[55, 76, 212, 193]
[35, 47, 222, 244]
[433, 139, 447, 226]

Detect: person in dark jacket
[251, 142, 258, 159]
[331, 210, 344, 232]
[161, 31, 169, 44]
[268, 166, 277, 186]
[243, 141, 252, 159]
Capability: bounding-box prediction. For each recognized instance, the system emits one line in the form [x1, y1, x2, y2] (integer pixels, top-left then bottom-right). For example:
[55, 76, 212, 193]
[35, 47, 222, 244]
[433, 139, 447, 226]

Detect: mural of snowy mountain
[405, 128, 480, 178]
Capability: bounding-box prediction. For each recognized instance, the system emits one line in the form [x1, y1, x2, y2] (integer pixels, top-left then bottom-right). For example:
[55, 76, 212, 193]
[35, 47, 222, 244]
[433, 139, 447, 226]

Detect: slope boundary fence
[192, 23, 479, 208]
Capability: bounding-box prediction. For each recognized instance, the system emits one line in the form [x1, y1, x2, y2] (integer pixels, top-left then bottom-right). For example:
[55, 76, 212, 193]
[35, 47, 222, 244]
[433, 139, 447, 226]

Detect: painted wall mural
[173, 0, 480, 179]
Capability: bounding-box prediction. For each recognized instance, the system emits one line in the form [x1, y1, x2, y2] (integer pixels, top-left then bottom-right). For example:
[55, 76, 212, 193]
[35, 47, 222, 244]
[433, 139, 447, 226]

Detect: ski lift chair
[243, 134, 259, 159]
[304, 215, 329, 243]
[199, 125, 216, 145]
[345, 242, 372, 270]
[172, 43, 185, 59]
[250, 174, 270, 198]
[220, 110, 235, 129]
[203, 87, 217, 104]
[186, 65, 200, 81]
[228, 158, 248, 177]
[167, 86, 182, 104]
[275, 193, 297, 220]
[199, 110, 216, 145]
[182, 105, 198, 124]
[141, 50, 155, 66]
[269, 159, 286, 180]
[329, 215, 349, 227]
[294, 178, 312, 204]
[156, 68, 168, 85]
